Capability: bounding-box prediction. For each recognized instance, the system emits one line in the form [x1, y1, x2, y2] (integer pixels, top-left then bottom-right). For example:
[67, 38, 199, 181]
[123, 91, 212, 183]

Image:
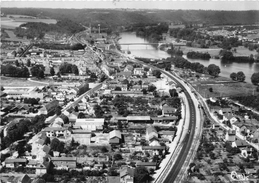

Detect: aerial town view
[1, 0, 259, 183]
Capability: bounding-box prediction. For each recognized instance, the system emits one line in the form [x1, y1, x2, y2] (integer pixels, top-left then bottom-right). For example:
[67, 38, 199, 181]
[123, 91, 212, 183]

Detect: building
[51, 157, 77, 169]
[74, 118, 104, 131]
[133, 68, 144, 76]
[162, 106, 177, 116]
[71, 130, 91, 145]
[127, 116, 151, 123]
[42, 127, 71, 138]
[152, 116, 178, 124]
[109, 130, 122, 145]
[225, 130, 236, 142]
[120, 167, 134, 183]
[146, 125, 158, 142]
[5, 159, 27, 168]
[136, 162, 157, 171]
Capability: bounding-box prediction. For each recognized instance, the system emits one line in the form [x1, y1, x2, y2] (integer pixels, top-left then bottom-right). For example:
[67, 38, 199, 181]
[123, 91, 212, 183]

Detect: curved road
[136, 62, 198, 183]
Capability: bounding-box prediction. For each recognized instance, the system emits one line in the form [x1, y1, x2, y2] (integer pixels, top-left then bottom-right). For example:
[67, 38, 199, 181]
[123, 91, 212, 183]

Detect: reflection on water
[119, 32, 259, 83]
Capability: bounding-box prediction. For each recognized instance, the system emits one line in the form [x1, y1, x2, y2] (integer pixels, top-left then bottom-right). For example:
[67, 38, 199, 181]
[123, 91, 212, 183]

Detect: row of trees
[220, 49, 256, 62]
[1, 64, 30, 77]
[166, 56, 221, 77]
[59, 62, 79, 75]
[186, 51, 211, 60]
[1, 114, 47, 150]
[14, 19, 85, 39]
[35, 43, 86, 50]
[230, 71, 246, 82]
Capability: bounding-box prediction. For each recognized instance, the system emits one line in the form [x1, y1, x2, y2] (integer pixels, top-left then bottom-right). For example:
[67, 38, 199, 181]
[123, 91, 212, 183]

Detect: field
[192, 77, 259, 98]
[179, 45, 257, 57]
[1, 77, 49, 87]
[233, 46, 258, 57]
[180, 46, 221, 57]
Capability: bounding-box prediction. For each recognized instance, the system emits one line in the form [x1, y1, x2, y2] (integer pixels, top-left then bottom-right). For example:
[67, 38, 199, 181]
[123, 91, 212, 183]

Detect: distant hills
[2, 8, 259, 28]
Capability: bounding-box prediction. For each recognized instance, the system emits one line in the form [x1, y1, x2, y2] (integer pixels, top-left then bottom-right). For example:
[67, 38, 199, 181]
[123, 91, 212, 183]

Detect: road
[158, 71, 197, 183]
[131, 59, 199, 182]
[18, 43, 33, 57]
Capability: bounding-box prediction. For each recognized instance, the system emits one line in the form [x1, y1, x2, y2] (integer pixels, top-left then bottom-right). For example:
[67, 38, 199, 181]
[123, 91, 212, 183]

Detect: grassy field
[180, 45, 257, 57]
[1, 77, 49, 87]
[192, 78, 259, 98]
[180, 46, 221, 57]
[233, 46, 258, 57]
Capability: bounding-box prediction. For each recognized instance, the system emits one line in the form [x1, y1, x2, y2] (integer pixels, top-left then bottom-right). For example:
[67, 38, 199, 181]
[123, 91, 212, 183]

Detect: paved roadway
[134, 61, 198, 183]
[159, 72, 197, 183]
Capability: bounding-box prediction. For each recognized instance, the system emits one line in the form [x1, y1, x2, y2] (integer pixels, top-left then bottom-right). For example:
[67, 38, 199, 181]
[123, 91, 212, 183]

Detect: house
[38, 100, 59, 115]
[232, 139, 249, 149]
[74, 118, 104, 131]
[240, 147, 253, 158]
[212, 124, 220, 130]
[92, 133, 110, 144]
[116, 72, 132, 79]
[42, 127, 71, 138]
[133, 68, 144, 76]
[51, 157, 77, 169]
[127, 116, 151, 123]
[158, 130, 175, 141]
[225, 130, 236, 142]
[146, 125, 158, 142]
[120, 167, 134, 183]
[109, 130, 122, 144]
[162, 106, 177, 116]
[5, 158, 27, 168]
[108, 176, 121, 183]
[71, 130, 91, 145]
[136, 162, 157, 171]
[6, 174, 32, 183]
[152, 116, 178, 124]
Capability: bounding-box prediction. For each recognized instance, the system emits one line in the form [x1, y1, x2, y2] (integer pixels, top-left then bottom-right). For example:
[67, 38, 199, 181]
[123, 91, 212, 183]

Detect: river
[119, 32, 259, 83]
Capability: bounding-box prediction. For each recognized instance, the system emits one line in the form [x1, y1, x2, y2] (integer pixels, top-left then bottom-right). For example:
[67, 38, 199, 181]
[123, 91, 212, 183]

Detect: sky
[1, 0, 259, 11]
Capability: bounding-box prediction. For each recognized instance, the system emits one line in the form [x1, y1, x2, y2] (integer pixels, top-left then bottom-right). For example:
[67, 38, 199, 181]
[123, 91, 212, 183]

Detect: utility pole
[98, 24, 101, 37]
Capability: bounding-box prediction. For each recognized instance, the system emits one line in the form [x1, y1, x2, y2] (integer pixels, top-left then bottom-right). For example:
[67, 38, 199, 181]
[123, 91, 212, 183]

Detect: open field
[193, 79, 259, 98]
[233, 46, 258, 57]
[1, 77, 49, 87]
[180, 45, 257, 57]
[180, 46, 221, 57]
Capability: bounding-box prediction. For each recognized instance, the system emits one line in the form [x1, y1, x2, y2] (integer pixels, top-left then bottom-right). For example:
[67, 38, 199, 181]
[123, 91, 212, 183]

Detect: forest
[2, 8, 259, 29]
[14, 19, 85, 39]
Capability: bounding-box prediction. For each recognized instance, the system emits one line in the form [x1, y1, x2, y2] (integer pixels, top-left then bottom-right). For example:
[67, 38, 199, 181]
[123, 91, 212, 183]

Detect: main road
[135, 61, 198, 183]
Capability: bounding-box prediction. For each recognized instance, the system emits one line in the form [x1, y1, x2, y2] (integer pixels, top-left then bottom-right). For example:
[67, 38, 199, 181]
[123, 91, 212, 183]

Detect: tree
[114, 87, 122, 91]
[152, 70, 162, 78]
[134, 166, 152, 183]
[50, 67, 55, 76]
[30, 65, 45, 78]
[142, 89, 147, 95]
[26, 59, 31, 67]
[77, 112, 86, 119]
[230, 72, 237, 81]
[1, 86, 4, 91]
[71, 65, 79, 75]
[251, 72, 259, 85]
[148, 85, 157, 92]
[169, 89, 178, 97]
[207, 64, 220, 77]
[55, 106, 62, 116]
[236, 71, 245, 82]
[113, 153, 123, 161]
